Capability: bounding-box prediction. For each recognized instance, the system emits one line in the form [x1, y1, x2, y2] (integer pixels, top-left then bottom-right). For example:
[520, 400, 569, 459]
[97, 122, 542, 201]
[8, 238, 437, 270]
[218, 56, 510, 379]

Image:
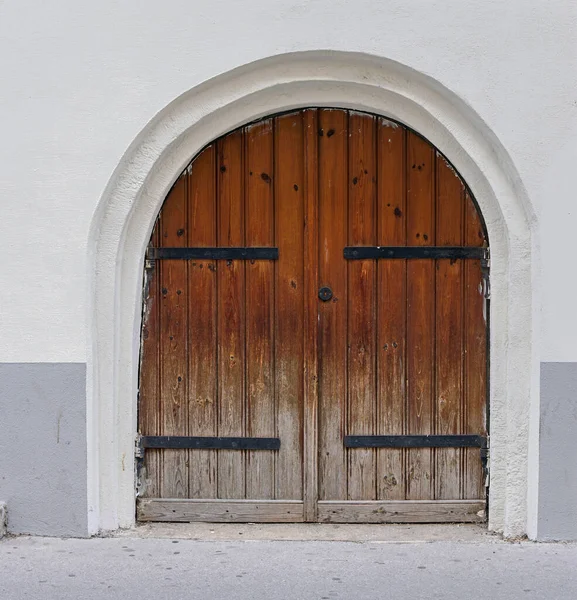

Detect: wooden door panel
[139, 223, 161, 499]
[376, 120, 406, 501]
[158, 175, 189, 499]
[302, 109, 320, 520]
[245, 120, 275, 500]
[274, 112, 305, 500]
[318, 109, 348, 502]
[434, 156, 465, 500]
[347, 112, 377, 500]
[464, 192, 488, 499]
[405, 132, 435, 500]
[138, 108, 488, 523]
[216, 131, 246, 500]
[187, 145, 218, 499]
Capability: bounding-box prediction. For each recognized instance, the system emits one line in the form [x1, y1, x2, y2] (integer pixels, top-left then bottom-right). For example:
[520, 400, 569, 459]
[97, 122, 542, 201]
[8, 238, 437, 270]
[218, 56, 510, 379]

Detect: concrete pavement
[1, 525, 576, 599]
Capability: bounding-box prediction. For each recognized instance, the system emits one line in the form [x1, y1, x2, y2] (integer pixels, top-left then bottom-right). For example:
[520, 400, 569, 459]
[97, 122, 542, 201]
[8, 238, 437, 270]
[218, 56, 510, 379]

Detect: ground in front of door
[1, 525, 576, 600]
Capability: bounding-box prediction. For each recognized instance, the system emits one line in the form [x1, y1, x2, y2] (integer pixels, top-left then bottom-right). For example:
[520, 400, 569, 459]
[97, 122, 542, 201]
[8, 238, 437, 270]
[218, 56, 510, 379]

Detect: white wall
[1, 0, 575, 539]
[0, 1, 575, 363]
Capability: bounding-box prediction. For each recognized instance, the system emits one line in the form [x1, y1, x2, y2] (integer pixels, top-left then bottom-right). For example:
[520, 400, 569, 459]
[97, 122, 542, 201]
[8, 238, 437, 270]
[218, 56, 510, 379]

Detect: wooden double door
[137, 108, 488, 523]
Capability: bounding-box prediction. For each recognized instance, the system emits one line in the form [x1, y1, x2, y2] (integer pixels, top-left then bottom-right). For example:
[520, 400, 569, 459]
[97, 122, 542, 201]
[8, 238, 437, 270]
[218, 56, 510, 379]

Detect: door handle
[318, 286, 333, 302]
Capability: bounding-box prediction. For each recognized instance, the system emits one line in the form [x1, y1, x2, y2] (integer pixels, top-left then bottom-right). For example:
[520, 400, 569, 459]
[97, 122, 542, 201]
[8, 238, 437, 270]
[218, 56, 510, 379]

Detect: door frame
[87, 51, 538, 538]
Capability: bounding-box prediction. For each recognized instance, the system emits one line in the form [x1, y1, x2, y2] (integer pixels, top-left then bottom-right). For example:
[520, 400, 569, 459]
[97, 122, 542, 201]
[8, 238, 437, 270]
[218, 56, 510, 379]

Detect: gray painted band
[0, 363, 87, 537]
[538, 362, 577, 541]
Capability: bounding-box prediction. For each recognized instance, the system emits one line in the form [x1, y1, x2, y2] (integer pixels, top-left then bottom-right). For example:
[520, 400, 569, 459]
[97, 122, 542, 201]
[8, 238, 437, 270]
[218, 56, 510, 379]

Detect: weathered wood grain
[435, 154, 464, 500]
[405, 131, 435, 500]
[138, 499, 304, 522]
[187, 145, 217, 499]
[317, 500, 484, 523]
[347, 112, 377, 500]
[158, 174, 189, 498]
[303, 109, 320, 520]
[138, 223, 161, 498]
[216, 131, 246, 499]
[376, 119, 407, 500]
[274, 112, 305, 500]
[318, 109, 348, 501]
[464, 191, 488, 499]
[245, 120, 276, 500]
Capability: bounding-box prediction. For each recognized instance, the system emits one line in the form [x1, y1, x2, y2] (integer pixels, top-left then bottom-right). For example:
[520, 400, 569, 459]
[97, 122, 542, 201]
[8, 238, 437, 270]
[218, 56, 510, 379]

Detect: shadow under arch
[87, 50, 538, 538]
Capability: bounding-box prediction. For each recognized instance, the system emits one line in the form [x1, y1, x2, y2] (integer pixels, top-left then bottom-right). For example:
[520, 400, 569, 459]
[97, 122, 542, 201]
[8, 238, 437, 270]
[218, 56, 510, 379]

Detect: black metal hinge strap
[344, 247, 488, 260]
[480, 436, 490, 480]
[344, 435, 486, 448]
[139, 436, 281, 450]
[147, 247, 278, 260]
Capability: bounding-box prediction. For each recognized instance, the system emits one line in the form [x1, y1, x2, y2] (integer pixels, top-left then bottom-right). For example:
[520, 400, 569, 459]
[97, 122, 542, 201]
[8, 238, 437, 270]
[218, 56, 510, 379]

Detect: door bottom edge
[317, 500, 486, 523]
[137, 498, 485, 524]
[137, 499, 305, 523]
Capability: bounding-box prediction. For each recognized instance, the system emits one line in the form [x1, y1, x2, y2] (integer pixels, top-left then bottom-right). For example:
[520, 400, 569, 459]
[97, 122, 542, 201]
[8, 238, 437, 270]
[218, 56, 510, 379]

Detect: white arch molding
[87, 51, 539, 538]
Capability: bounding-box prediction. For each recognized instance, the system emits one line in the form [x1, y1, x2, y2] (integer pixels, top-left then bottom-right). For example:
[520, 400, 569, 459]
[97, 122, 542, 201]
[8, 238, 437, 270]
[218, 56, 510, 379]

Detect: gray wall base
[538, 362, 577, 541]
[0, 363, 88, 537]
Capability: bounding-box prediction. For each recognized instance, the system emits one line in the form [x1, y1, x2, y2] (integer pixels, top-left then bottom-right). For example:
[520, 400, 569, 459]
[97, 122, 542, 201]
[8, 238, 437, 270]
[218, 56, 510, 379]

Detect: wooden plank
[138, 223, 161, 498]
[376, 119, 406, 500]
[216, 131, 246, 499]
[274, 112, 305, 500]
[244, 120, 275, 500]
[346, 112, 377, 500]
[405, 131, 435, 500]
[138, 499, 304, 522]
[303, 109, 319, 520]
[434, 155, 464, 500]
[317, 500, 484, 523]
[186, 145, 218, 499]
[158, 174, 189, 498]
[464, 191, 488, 499]
[318, 109, 348, 501]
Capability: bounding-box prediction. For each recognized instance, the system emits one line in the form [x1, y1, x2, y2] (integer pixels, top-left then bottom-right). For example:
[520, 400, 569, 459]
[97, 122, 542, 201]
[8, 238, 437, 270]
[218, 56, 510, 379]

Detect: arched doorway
[136, 108, 489, 523]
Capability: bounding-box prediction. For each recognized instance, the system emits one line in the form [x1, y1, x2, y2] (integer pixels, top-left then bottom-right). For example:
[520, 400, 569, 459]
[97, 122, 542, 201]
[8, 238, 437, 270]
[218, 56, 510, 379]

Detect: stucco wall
[0, 0, 575, 538]
[0, 1, 576, 364]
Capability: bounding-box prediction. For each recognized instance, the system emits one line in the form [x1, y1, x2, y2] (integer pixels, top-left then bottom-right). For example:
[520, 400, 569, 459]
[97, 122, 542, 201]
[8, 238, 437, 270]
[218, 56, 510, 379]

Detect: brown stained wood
[376, 120, 406, 500]
[244, 121, 275, 499]
[464, 191, 488, 499]
[317, 500, 484, 523]
[274, 113, 305, 500]
[303, 109, 319, 520]
[346, 113, 377, 500]
[435, 155, 464, 500]
[159, 174, 189, 498]
[138, 499, 304, 522]
[139, 224, 161, 498]
[216, 131, 246, 499]
[318, 109, 348, 501]
[406, 132, 435, 500]
[187, 145, 217, 499]
[138, 109, 489, 523]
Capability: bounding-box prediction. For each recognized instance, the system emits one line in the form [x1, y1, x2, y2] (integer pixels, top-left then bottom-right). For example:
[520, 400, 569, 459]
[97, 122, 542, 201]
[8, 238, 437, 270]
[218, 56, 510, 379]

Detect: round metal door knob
[318, 286, 333, 302]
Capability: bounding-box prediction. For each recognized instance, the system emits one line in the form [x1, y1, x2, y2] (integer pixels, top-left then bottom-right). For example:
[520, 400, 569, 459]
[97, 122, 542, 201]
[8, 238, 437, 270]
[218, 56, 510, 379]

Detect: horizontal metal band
[344, 435, 486, 448]
[140, 436, 281, 450]
[344, 246, 487, 260]
[147, 247, 279, 260]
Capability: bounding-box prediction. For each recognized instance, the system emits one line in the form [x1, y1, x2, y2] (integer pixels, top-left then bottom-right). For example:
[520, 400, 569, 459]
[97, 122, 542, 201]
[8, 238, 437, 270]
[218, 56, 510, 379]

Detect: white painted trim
[87, 51, 539, 537]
